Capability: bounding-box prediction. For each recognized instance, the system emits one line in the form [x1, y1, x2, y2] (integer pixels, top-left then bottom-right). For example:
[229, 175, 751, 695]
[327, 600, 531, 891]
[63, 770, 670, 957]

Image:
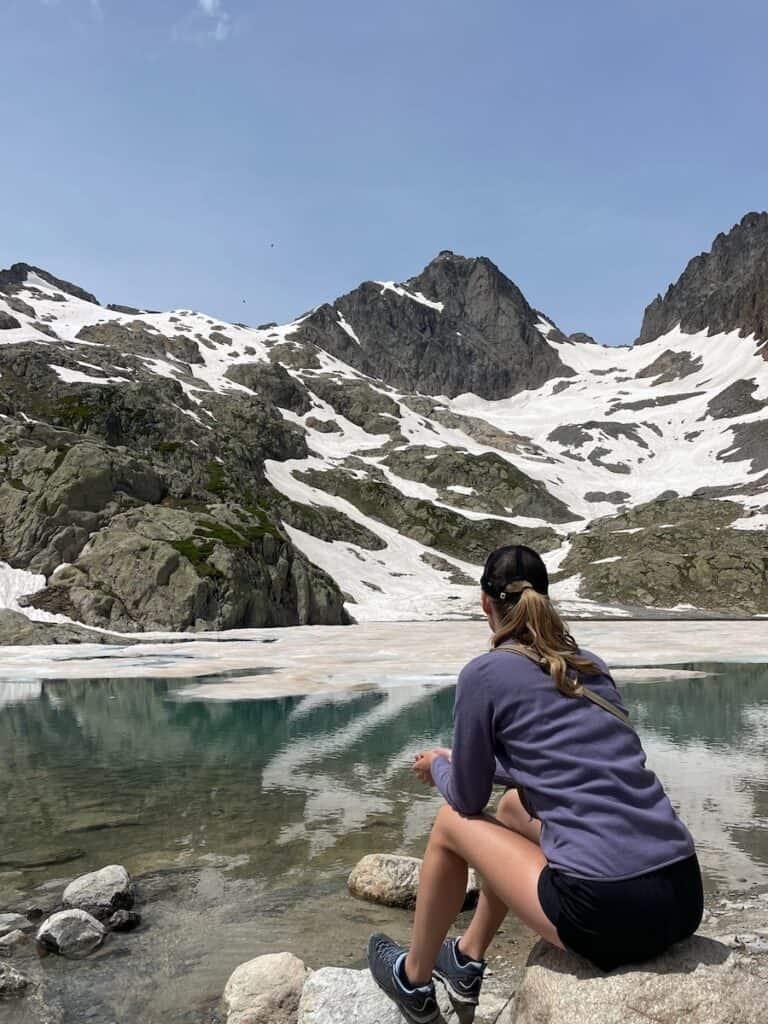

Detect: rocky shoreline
[2, 855, 766, 1024]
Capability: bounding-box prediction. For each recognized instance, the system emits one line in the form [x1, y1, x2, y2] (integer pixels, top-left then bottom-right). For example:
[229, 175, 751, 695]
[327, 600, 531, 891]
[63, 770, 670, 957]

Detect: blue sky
[1, 1, 766, 345]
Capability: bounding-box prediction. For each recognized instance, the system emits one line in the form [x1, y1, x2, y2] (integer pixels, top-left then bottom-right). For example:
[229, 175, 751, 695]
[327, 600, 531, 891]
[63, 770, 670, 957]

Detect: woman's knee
[429, 803, 471, 852]
[432, 803, 459, 835]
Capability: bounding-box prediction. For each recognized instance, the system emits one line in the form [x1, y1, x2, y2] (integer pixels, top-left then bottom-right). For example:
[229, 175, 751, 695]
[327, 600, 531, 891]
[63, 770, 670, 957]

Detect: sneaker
[433, 936, 486, 1005]
[366, 933, 440, 1024]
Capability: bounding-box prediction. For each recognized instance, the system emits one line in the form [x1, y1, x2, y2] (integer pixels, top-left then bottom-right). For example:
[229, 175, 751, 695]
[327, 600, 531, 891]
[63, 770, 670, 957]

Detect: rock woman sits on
[367, 543, 703, 1023]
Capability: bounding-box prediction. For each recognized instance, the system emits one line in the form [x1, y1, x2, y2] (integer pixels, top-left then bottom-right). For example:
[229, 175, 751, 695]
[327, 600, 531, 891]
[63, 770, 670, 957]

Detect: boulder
[62, 864, 134, 920]
[26, 503, 350, 632]
[0, 929, 27, 955]
[514, 894, 768, 1024]
[298, 968, 402, 1024]
[0, 609, 126, 646]
[223, 952, 308, 1024]
[297, 966, 517, 1024]
[36, 909, 106, 958]
[0, 912, 34, 938]
[348, 854, 479, 910]
[0, 311, 21, 330]
[107, 910, 141, 933]
[0, 963, 29, 996]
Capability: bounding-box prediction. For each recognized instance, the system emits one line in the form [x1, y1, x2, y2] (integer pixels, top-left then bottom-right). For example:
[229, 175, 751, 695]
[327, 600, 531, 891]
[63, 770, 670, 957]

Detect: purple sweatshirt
[430, 647, 695, 881]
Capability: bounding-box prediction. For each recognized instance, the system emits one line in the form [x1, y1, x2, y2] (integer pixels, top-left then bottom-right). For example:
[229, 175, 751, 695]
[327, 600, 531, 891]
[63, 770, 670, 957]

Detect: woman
[367, 544, 703, 1023]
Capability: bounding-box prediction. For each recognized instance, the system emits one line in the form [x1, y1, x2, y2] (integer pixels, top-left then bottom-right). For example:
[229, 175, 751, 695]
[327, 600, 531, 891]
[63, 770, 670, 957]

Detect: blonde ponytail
[489, 583, 601, 696]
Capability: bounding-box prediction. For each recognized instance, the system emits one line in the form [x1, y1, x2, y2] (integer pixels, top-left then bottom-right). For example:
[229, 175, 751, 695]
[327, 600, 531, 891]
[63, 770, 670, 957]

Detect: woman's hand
[412, 747, 452, 785]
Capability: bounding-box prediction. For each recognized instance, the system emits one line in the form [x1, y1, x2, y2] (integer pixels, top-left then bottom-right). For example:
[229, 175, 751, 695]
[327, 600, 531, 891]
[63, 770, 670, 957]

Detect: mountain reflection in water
[1, 661, 767, 903]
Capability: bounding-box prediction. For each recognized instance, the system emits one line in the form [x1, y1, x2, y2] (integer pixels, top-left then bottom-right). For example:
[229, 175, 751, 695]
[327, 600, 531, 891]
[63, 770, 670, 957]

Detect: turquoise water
[0, 661, 767, 1022]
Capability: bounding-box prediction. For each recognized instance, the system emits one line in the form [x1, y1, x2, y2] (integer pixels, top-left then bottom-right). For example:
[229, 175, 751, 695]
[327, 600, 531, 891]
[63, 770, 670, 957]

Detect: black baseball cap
[480, 544, 549, 601]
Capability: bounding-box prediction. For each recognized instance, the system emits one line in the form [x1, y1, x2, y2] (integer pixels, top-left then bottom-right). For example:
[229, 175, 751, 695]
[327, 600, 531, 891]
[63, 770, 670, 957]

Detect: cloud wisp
[197, 0, 230, 42]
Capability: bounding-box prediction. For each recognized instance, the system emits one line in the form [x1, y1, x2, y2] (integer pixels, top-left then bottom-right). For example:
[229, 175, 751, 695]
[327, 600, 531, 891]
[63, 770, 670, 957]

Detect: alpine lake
[1, 622, 767, 1024]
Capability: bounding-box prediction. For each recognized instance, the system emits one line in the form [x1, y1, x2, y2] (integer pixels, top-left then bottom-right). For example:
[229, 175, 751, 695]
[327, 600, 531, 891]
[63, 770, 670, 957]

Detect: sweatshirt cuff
[430, 754, 451, 798]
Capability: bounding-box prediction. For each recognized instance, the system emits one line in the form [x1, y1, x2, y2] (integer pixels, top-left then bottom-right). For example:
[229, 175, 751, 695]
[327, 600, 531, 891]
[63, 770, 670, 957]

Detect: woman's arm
[429, 661, 497, 815]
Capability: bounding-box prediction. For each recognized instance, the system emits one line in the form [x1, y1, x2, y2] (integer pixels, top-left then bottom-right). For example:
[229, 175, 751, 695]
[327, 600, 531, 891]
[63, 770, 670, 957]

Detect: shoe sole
[368, 969, 440, 1024]
[432, 968, 480, 1006]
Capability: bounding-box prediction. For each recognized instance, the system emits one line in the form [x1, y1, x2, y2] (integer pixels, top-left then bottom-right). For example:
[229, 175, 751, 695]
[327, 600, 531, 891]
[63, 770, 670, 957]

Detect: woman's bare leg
[460, 789, 542, 960]
[404, 802, 562, 985]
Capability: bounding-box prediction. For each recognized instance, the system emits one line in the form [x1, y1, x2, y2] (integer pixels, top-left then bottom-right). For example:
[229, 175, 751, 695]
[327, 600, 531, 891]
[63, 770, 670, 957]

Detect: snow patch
[0, 562, 71, 623]
[375, 281, 444, 312]
[337, 312, 361, 345]
[50, 364, 130, 385]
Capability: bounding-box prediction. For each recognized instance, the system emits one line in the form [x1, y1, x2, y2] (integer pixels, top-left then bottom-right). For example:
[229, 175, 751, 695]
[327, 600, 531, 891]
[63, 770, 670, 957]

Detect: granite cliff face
[636, 212, 768, 346]
[295, 251, 576, 399]
[1, 216, 767, 633]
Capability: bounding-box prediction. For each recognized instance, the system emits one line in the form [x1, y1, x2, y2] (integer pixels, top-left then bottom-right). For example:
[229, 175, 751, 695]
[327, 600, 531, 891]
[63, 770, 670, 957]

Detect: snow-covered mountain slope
[1, 215, 767, 632]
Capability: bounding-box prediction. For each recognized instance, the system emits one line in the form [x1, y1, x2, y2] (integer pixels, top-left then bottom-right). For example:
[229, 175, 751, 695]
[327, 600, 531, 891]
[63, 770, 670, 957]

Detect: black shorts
[538, 853, 703, 972]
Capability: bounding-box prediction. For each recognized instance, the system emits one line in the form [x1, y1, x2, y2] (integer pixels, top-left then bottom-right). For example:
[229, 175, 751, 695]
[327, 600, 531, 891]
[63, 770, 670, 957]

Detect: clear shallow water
[0, 661, 767, 1022]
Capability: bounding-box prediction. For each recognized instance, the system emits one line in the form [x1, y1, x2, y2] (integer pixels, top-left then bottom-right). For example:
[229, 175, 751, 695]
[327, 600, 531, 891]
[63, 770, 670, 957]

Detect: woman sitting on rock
[367, 543, 703, 1023]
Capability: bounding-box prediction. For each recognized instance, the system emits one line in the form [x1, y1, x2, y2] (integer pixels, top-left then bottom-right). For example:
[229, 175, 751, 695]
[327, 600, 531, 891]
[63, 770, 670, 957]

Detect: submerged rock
[0, 929, 28, 955]
[36, 909, 106, 958]
[223, 951, 308, 1024]
[348, 853, 479, 910]
[0, 913, 34, 938]
[106, 909, 142, 933]
[62, 864, 134, 920]
[0, 963, 29, 996]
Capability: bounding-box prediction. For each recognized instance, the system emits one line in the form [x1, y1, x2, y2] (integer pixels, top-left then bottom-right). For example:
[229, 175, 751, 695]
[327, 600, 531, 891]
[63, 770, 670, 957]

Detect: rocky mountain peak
[635, 211, 768, 345]
[0, 263, 100, 306]
[295, 252, 575, 399]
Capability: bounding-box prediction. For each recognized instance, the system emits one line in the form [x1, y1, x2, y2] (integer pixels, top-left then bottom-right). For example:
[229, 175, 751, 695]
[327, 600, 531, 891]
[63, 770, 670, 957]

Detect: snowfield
[1, 264, 766, 625]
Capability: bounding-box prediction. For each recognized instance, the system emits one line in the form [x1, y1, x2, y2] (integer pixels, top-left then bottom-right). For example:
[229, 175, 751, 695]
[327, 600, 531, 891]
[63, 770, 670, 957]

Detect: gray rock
[348, 854, 479, 910]
[62, 864, 134, 920]
[548, 421, 649, 453]
[0, 913, 34, 938]
[305, 416, 342, 433]
[514, 930, 768, 1024]
[0, 609, 126, 646]
[298, 967, 403, 1024]
[223, 951, 308, 1024]
[225, 361, 311, 415]
[295, 251, 577, 400]
[706, 379, 768, 419]
[296, 466, 561, 563]
[297, 965, 517, 1024]
[6, 295, 36, 319]
[36, 909, 106, 958]
[0, 262, 99, 304]
[636, 211, 768, 345]
[635, 348, 703, 383]
[554, 495, 768, 615]
[25, 503, 349, 632]
[0, 929, 28, 955]
[0, 963, 29, 996]
[384, 446, 575, 522]
[420, 552, 476, 586]
[106, 909, 141, 932]
[0, 311, 21, 330]
[584, 491, 631, 504]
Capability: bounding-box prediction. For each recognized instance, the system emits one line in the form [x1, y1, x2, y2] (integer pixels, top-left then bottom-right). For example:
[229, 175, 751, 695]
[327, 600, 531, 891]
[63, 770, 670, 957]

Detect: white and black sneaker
[366, 933, 440, 1024]
[433, 936, 486, 1005]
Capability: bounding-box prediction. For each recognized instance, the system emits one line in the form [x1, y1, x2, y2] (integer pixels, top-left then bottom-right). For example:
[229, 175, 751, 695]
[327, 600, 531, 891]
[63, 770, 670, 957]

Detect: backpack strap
[492, 643, 631, 727]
